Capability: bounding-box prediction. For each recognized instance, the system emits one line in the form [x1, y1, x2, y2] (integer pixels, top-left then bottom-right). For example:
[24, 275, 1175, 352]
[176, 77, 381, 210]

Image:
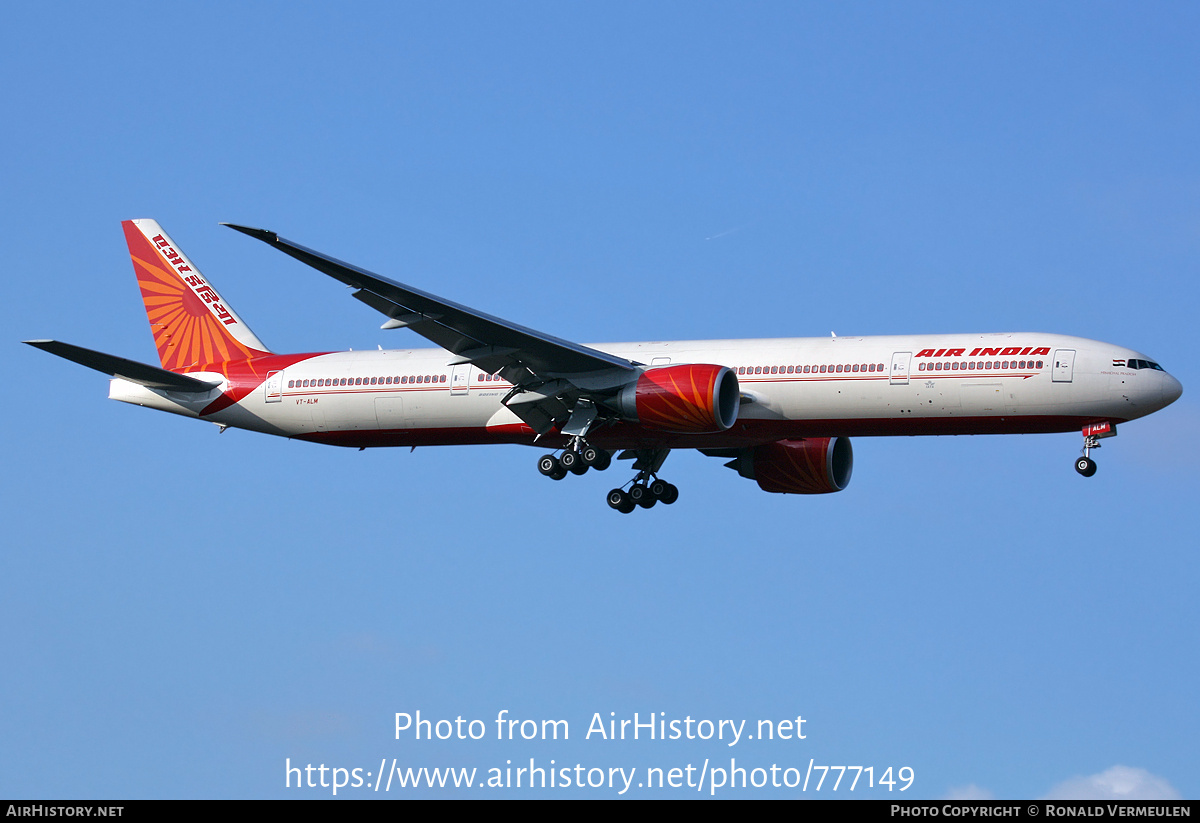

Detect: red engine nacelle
[614, 364, 740, 433]
[747, 437, 853, 494]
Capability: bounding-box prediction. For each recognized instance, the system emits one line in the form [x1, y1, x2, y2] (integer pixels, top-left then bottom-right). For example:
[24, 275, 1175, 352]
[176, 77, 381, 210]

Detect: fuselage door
[451, 363, 472, 396]
[890, 352, 911, 385]
[1052, 349, 1076, 383]
[265, 370, 283, 402]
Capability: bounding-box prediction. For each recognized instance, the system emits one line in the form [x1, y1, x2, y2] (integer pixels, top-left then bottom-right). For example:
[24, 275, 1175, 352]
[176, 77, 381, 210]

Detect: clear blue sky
[2, 2, 1196, 799]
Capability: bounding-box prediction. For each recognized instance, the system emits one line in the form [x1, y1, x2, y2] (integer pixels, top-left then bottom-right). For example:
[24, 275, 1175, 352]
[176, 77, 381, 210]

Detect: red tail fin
[123, 219, 270, 371]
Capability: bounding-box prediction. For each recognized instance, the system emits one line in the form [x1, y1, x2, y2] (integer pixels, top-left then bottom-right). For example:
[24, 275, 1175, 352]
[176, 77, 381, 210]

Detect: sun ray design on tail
[123, 220, 269, 372]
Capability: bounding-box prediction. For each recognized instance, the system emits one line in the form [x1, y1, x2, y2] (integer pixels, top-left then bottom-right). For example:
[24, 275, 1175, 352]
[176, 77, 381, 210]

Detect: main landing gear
[536, 438, 612, 481]
[605, 448, 678, 514]
[1074, 422, 1116, 477]
[536, 443, 680, 512]
[606, 475, 679, 514]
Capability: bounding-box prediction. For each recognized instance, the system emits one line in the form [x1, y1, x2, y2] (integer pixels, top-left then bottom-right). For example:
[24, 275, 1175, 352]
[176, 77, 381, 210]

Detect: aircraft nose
[1163, 373, 1183, 406]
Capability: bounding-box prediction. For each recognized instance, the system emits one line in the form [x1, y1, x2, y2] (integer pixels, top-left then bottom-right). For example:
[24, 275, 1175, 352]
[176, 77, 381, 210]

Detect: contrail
[705, 224, 748, 241]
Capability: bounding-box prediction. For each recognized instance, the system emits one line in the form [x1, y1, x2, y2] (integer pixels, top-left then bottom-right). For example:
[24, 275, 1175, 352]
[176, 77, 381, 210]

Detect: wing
[223, 223, 640, 433]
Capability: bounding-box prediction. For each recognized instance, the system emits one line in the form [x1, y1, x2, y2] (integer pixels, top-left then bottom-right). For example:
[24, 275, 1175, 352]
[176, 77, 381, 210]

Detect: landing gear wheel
[648, 478, 668, 499]
[659, 483, 679, 505]
[1075, 456, 1097, 477]
[630, 483, 657, 509]
[537, 454, 561, 477]
[592, 450, 612, 471]
[560, 450, 588, 475]
[607, 489, 635, 514]
[580, 445, 601, 466]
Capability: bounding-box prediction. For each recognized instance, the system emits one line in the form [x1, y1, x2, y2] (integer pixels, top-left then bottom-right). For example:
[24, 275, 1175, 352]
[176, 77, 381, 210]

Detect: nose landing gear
[1074, 421, 1115, 477]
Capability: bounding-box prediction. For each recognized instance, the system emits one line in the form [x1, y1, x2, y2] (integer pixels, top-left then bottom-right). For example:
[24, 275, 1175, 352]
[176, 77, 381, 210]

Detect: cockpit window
[1128, 359, 1165, 371]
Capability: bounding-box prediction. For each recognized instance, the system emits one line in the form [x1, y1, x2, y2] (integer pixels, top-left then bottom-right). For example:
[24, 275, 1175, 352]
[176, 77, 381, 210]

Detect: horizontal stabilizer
[24, 340, 221, 392]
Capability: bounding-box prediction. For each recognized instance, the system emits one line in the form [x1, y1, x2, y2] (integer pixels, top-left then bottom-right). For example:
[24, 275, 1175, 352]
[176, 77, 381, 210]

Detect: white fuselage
[108, 332, 1182, 450]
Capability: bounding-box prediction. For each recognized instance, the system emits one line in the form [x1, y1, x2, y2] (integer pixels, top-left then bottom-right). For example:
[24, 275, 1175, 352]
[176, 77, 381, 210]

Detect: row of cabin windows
[288, 374, 447, 389]
[285, 359, 1051, 391]
[734, 360, 1047, 378]
[737, 363, 887, 376]
[918, 360, 1044, 372]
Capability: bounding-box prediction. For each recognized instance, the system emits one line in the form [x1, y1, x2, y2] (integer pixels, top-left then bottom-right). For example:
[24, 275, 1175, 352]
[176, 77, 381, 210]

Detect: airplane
[25, 220, 1183, 513]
